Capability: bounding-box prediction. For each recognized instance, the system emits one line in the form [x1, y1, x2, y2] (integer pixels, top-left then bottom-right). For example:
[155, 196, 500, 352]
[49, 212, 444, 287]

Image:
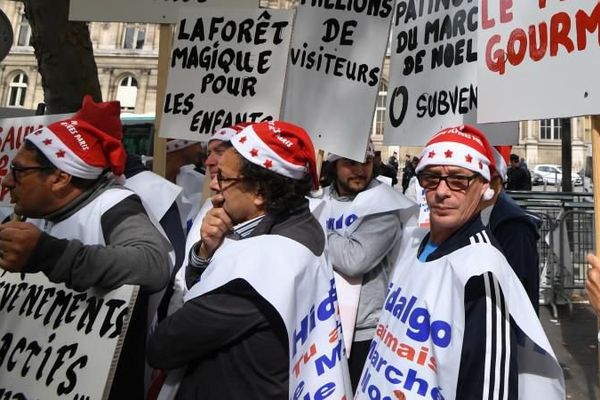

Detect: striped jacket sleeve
[456, 271, 518, 399]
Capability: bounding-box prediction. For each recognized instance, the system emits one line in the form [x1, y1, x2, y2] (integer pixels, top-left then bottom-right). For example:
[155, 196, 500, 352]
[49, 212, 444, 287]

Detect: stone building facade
[0, 0, 161, 115]
[0, 0, 590, 170]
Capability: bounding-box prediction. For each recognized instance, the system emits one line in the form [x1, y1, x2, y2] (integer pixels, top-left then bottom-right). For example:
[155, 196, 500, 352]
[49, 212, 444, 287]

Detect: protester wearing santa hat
[184, 122, 250, 243]
[148, 121, 351, 399]
[165, 123, 251, 315]
[356, 125, 564, 399]
[0, 96, 172, 399]
[312, 141, 417, 393]
[481, 148, 542, 313]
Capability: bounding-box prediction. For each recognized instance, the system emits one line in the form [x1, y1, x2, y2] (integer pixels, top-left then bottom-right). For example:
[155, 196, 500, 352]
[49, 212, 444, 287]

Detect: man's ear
[50, 170, 73, 193]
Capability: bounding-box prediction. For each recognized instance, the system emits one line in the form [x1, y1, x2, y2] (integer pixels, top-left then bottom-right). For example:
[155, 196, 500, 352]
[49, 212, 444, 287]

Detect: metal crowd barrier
[507, 191, 594, 318]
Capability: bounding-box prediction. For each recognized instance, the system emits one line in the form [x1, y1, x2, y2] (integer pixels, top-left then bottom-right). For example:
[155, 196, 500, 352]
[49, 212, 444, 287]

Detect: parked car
[531, 164, 583, 186]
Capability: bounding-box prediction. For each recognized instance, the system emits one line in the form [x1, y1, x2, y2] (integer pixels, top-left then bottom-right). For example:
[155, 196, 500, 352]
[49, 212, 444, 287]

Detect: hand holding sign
[0, 221, 41, 271]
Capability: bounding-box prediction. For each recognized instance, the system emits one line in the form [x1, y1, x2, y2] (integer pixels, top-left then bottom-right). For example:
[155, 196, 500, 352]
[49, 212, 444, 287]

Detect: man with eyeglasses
[0, 96, 172, 399]
[314, 141, 416, 393]
[148, 121, 351, 399]
[165, 123, 249, 315]
[356, 125, 564, 399]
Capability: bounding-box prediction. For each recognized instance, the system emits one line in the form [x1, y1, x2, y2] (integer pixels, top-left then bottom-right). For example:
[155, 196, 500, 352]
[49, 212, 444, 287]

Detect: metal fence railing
[507, 191, 594, 317]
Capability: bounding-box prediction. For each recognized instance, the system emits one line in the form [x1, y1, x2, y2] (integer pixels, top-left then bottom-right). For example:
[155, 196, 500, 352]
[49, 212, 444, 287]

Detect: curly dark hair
[238, 156, 312, 215]
[24, 139, 101, 190]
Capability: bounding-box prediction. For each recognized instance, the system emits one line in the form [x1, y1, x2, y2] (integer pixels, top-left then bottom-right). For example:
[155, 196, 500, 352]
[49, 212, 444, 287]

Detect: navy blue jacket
[489, 192, 541, 313]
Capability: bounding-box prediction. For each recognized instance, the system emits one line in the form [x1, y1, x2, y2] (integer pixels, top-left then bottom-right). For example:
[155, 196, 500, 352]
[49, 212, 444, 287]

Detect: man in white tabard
[184, 122, 250, 258]
[148, 121, 351, 399]
[0, 96, 172, 399]
[356, 125, 564, 399]
[313, 141, 417, 392]
[167, 123, 249, 314]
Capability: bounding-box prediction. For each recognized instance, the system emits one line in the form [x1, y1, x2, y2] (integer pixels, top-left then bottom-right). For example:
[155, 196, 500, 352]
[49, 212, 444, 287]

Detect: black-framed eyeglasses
[417, 172, 480, 191]
[9, 163, 54, 182]
[216, 170, 245, 192]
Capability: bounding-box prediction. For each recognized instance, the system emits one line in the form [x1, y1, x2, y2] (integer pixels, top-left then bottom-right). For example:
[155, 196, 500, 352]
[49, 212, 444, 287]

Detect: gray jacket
[321, 181, 406, 342]
[25, 177, 172, 293]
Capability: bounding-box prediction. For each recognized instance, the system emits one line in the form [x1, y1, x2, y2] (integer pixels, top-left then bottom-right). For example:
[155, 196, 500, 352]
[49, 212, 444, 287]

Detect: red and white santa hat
[166, 139, 199, 153]
[27, 95, 126, 179]
[491, 147, 508, 182]
[230, 121, 319, 188]
[209, 122, 250, 143]
[416, 125, 497, 181]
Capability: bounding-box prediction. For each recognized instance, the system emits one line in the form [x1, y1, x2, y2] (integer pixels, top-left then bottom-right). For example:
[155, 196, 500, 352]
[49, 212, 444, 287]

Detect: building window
[540, 118, 562, 141]
[116, 75, 138, 111]
[16, 13, 31, 46]
[122, 24, 146, 49]
[7, 73, 28, 107]
[372, 82, 388, 136]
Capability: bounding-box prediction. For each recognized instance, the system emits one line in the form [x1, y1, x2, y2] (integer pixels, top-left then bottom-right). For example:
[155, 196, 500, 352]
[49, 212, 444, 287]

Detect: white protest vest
[29, 184, 175, 339]
[160, 235, 352, 400]
[175, 164, 205, 230]
[356, 229, 565, 400]
[184, 197, 213, 259]
[313, 183, 417, 352]
[166, 197, 213, 315]
[125, 170, 182, 223]
[28, 187, 135, 244]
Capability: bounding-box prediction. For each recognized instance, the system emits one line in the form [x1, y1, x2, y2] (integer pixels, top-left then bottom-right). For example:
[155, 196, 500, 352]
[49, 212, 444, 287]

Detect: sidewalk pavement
[540, 302, 599, 399]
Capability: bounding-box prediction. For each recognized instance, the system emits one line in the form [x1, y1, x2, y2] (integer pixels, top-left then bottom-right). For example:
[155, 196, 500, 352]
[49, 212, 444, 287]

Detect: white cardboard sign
[0, 114, 71, 206]
[159, 8, 294, 141]
[384, 1, 518, 146]
[69, 0, 257, 24]
[0, 273, 138, 400]
[477, 1, 600, 123]
[282, 1, 393, 161]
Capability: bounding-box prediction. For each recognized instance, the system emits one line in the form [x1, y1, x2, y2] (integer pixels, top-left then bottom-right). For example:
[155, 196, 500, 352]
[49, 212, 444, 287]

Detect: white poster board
[0, 272, 138, 400]
[0, 114, 71, 206]
[159, 9, 294, 141]
[478, 1, 600, 123]
[282, 1, 393, 161]
[384, 1, 517, 146]
[69, 0, 257, 24]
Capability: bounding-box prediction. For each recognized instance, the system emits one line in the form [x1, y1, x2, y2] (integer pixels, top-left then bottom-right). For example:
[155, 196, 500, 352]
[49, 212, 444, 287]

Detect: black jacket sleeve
[456, 273, 518, 399]
[494, 220, 540, 313]
[147, 279, 277, 369]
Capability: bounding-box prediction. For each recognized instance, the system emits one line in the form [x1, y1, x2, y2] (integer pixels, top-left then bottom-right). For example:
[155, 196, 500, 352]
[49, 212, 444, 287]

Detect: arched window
[122, 24, 146, 49]
[7, 73, 28, 107]
[116, 75, 138, 111]
[372, 81, 388, 136]
[16, 12, 31, 46]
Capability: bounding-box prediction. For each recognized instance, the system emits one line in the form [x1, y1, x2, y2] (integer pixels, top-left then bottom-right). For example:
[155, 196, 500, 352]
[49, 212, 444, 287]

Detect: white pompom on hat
[230, 121, 319, 189]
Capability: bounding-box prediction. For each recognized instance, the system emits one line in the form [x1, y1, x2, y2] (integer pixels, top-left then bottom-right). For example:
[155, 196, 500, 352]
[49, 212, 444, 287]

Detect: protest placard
[384, 0, 517, 146]
[0, 272, 138, 400]
[69, 0, 257, 24]
[159, 8, 294, 141]
[478, 1, 600, 123]
[282, 0, 393, 161]
[0, 114, 71, 207]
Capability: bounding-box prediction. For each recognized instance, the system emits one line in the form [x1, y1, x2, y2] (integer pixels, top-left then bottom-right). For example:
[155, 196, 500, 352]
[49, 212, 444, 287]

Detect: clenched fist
[0, 221, 42, 272]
